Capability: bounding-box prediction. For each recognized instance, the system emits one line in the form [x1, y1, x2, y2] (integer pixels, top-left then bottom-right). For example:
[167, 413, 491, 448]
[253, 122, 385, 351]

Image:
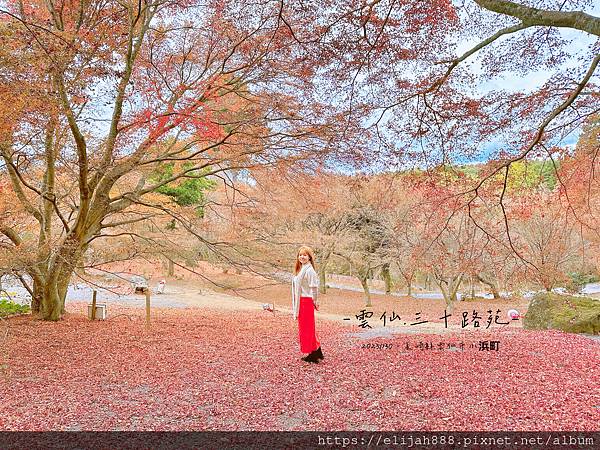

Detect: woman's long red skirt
[298, 296, 320, 353]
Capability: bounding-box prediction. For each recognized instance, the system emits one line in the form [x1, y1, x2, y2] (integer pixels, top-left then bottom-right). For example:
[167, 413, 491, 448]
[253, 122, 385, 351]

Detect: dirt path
[31, 276, 522, 336]
[146, 284, 500, 336]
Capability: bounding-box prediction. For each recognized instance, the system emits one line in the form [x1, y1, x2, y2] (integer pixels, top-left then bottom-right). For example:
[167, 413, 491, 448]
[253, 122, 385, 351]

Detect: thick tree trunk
[319, 264, 327, 294]
[318, 249, 332, 294]
[476, 273, 500, 299]
[425, 273, 432, 291]
[490, 285, 500, 299]
[40, 280, 63, 321]
[359, 275, 372, 307]
[57, 272, 71, 315]
[381, 263, 391, 295]
[470, 275, 475, 299]
[34, 276, 72, 321]
[435, 274, 463, 313]
[449, 275, 463, 304]
[36, 235, 85, 320]
[35, 271, 73, 321]
[399, 270, 414, 297]
[31, 277, 45, 314]
[436, 279, 450, 309]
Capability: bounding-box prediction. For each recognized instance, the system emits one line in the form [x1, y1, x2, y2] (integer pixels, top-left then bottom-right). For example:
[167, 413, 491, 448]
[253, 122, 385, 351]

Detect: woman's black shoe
[315, 347, 324, 360]
[301, 351, 320, 363]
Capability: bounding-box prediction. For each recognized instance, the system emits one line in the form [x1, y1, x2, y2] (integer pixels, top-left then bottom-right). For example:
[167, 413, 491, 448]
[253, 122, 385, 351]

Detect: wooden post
[145, 288, 151, 329]
[91, 290, 97, 320]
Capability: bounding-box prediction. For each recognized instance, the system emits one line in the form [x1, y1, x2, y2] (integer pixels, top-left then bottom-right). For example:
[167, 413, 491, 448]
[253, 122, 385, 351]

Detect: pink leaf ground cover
[0, 301, 598, 431]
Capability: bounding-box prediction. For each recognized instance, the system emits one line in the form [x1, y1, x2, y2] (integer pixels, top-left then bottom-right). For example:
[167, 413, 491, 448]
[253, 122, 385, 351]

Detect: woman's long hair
[294, 245, 316, 274]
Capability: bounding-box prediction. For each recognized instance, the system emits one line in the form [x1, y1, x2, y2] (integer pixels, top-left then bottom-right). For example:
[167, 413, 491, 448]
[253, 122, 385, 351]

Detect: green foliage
[524, 293, 600, 334]
[567, 271, 600, 292]
[404, 161, 557, 191]
[458, 165, 480, 180]
[150, 163, 216, 218]
[506, 160, 558, 191]
[0, 299, 30, 317]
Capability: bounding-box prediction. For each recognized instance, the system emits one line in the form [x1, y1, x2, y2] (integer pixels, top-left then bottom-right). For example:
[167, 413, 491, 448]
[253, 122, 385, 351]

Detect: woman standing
[291, 246, 324, 363]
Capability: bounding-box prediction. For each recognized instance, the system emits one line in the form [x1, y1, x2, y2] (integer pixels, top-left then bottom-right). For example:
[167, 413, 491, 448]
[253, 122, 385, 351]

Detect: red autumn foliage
[1, 302, 598, 431]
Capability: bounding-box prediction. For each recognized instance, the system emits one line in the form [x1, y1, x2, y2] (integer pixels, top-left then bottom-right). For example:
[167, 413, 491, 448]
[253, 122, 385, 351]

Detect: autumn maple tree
[302, 0, 599, 248]
[0, 0, 337, 320]
[1, 0, 598, 321]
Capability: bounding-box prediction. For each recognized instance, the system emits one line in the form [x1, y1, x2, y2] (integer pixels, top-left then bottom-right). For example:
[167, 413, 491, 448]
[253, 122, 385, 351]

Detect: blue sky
[452, 2, 600, 164]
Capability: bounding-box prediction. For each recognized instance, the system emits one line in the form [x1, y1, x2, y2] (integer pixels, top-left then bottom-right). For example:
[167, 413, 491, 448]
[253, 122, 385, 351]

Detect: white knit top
[291, 263, 319, 320]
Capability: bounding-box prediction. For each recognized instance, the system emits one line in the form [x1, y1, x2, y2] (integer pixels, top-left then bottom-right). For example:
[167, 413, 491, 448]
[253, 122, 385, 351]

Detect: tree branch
[475, 0, 600, 36]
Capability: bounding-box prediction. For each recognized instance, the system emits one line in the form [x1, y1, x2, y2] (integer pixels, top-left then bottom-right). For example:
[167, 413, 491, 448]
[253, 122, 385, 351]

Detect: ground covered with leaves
[1, 302, 598, 431]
